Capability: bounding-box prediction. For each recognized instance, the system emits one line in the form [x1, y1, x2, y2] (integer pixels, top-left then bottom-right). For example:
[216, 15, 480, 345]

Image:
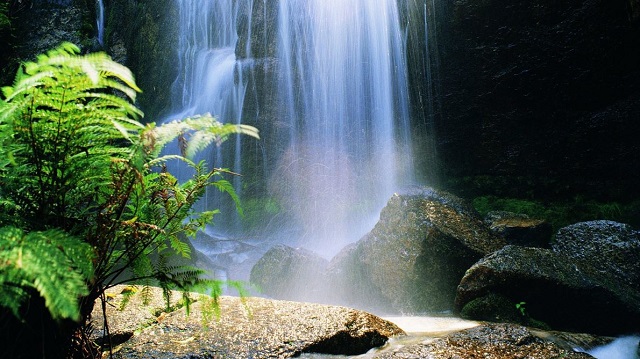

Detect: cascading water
[274, 0, 413, 256]
[96, 0, 104, 46]
[166, 0, 254, 225]
[164, 0, 413, 262]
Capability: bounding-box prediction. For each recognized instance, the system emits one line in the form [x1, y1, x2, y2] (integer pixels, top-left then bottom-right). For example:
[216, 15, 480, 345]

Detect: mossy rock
[460, 293, 523, 324]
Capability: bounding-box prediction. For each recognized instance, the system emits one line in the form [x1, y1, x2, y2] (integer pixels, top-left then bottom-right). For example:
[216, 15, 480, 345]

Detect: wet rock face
[249, 187, 505, 313]
[11, 1, 91, 61]
[553, 220, 640, 289]
[105, 0, 179, 120]
[325, 187, 505, 313]
[101, 286, 404, 359]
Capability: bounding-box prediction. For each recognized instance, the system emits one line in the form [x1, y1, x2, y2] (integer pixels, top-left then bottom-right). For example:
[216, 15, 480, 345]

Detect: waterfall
[165, 0, 413, 258]
[166, 0, 254, 225]
[274, 0, 413, 255]
[96, 0, 104, 46]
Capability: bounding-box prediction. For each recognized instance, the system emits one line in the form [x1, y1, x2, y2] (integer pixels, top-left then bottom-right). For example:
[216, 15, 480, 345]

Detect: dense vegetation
[0, 43, 258, 358]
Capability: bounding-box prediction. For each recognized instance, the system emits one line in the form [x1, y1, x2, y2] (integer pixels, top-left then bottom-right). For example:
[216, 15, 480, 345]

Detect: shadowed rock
[552, 220, 640, 290]
[455, 243, 640, 335]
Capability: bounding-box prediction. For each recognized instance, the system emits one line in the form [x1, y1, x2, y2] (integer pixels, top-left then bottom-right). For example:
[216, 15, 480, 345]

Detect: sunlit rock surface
[99, 286, 404, 359]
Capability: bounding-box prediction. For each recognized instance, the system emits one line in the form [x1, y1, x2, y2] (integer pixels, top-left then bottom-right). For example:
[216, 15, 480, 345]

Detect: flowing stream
[165, 0, 254, 229]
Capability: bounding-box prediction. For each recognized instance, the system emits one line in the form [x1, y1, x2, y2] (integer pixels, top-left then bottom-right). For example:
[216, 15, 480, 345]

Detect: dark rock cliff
[423, 0, 640, 200]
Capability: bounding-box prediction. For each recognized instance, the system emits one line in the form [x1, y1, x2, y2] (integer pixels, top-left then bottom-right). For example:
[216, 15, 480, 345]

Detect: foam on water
[586, 336, 640, 359]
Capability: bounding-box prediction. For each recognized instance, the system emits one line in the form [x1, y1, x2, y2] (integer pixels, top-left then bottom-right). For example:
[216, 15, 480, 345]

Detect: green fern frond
[1, 43, 259, 338]
[170, 235, 191, 259]
[118, 285, 139, 311]
[211, 177, 243, 216]
[142, 113, 259, 159]
[0, 226, 93, 321]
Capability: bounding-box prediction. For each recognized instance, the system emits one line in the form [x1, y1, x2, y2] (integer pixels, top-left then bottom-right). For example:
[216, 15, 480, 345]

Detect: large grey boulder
[325, 187, 505, 313]
[100, 286, 404, 358]
[455, 240, 640, 335]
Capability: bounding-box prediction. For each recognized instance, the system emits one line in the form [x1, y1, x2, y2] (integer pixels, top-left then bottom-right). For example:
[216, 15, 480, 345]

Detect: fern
[0, 42, 143, 232]
[0, 226, 93, 320]
[0, 42, 259, 355]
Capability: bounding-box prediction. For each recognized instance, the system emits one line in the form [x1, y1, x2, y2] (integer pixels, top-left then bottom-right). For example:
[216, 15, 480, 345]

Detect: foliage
[0, 3, 9, 31]
[0, 226, 93, 321]
[0, 42, 258, 354]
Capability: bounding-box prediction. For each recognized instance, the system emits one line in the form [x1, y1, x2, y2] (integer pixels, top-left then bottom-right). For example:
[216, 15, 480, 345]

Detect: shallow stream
[297, 316, 640, 359]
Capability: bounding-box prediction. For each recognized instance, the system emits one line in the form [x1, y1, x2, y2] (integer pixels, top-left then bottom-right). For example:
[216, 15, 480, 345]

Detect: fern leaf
[0, 226, 93, 321]
[168, 235, 191, 259]
[211, 178, 243, 216]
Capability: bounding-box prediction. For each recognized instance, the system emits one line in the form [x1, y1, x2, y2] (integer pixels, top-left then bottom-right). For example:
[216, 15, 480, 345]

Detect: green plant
[0, 42, 258, 357]
[515, 301, 527, 317]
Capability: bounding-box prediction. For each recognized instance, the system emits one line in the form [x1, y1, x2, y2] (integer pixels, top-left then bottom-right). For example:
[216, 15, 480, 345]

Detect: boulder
[485, 211, 552, 247]
[325, 187, 505, 313]
[455, 245, 640, 335]
[373, 323, 594, 358]
[552, 220, 640, 290]
[250, 244, 329, 302]
[101, 286, 404, 358]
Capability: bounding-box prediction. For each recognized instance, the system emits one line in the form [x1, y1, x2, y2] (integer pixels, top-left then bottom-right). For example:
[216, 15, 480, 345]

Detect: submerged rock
[373, 323, 594, 358]
[102, 286, 404, 359]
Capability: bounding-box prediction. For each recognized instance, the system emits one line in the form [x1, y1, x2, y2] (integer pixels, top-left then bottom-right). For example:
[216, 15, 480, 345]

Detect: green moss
[460, 293, 524, 324]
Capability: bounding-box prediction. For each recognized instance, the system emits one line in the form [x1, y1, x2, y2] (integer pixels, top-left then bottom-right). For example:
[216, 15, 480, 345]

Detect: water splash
[586, 336, 640, 359]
